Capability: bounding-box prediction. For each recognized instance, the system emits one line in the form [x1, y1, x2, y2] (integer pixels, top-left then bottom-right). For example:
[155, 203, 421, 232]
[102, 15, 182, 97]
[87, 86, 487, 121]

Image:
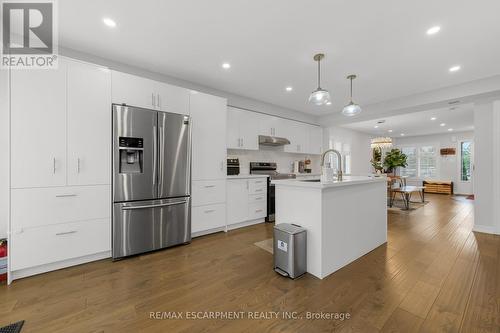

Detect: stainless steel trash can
[273, 223, 306, 279]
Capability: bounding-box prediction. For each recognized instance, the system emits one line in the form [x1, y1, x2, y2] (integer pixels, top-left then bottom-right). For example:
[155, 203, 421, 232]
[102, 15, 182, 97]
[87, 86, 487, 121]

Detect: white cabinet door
[258, 114, 276, 136]
[226, 107, 241, 149]
[67, 61, 111, 185]
[226, 180, 249, 225]
[190, 92, 227, 180]
[284, 120, 308, 153]
[239, 111, 259, 150]
[192, 204, 226, 234]
[111, 71, 157, 109]
[156, 82, 190, 115]
[11, 62, 67, 188]
[308, 125, 323, 155]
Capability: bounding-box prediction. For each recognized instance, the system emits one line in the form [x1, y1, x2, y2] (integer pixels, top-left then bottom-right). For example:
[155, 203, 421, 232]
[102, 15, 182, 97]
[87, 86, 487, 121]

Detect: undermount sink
[300, 179, 321, 182]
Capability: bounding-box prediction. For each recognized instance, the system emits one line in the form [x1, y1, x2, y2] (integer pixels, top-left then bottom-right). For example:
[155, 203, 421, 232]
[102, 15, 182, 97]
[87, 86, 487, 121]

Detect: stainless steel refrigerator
[112, 104, 191, 259]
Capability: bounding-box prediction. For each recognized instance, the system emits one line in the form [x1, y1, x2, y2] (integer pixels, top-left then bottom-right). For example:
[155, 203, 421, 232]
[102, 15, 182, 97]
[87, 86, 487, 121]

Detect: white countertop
[227, 174, 269, 179]
[272, 175, 386, 189]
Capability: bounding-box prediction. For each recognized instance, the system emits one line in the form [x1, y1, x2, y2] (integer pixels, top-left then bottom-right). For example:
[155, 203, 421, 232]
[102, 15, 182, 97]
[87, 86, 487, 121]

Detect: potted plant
[371, 147, 384, 174]
[383, 148, 408, 175]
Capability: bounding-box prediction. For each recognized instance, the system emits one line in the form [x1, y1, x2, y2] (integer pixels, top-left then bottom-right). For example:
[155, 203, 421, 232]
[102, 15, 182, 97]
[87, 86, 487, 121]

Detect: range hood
[258, 135, 291, 146]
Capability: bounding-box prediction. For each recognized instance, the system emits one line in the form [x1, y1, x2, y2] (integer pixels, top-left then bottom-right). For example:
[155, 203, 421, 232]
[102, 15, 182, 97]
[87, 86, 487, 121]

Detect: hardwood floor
[1, 194, 499, 332]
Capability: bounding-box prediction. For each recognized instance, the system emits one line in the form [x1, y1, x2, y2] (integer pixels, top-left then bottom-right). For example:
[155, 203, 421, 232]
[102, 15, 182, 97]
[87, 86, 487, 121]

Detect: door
[157, 111, 191, 198]
[226, 180, 249, 225]
[111, 71, 158, 109]
[156, 82, 190, 115]
[457, 140, 474, 195]
[113, 197, 190, 259]
[67, 60, 112, 185]
[226, 107, 240, 149]
[239, 111, 259, 150]
[190, 92, 227, 180]
[113, 105, 157, 202]
[11, 61, 67, 188]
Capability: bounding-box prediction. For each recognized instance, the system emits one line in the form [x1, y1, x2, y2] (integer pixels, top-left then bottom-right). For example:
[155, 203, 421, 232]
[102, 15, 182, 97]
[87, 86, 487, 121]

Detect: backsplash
[227, 146, 321, 174]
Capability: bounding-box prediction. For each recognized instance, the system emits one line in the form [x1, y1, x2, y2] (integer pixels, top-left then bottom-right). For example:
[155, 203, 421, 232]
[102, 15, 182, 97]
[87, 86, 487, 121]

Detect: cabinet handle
[255, 209, 263, 213]
[157, 93, 161, 108]
[255, 181, 264, 184]
[56, 230, 77, 236]
[77, 157, 81, 174]
[255, 197, 263, 200]
[55, 194, 77, 198]
[204, 209, 215, 213]
[204, 185, 216, 188]
[255, 189, 263, 192]
[241, 138, 244, 147]
[53, 157, 56, 174]
[152, 93, 155, 107]
[220, 161, 224, 171]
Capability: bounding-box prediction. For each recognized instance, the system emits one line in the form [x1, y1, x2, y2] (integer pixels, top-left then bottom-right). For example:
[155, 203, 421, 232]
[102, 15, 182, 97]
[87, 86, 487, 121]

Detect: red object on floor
[0, 240, 7, 282]
[466, 194, 475, 200]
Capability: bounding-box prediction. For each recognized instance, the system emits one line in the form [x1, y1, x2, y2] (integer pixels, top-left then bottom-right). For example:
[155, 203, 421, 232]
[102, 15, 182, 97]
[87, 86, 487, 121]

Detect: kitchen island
[272, 175, 387, 279]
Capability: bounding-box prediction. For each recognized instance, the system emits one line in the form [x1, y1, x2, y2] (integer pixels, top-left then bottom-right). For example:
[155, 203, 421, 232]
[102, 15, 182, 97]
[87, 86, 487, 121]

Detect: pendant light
[308, 53, 331, 106]
[370, 137, 393, 149]
[342, 74, 362, 116]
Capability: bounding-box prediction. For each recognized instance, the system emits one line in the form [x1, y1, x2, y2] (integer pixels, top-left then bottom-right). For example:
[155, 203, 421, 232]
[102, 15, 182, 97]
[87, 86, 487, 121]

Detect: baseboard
[9, 251, 111, 283]
[192, 226, 226, 238]
[226, 218, 265, 231]
[472, 224, 500, 235]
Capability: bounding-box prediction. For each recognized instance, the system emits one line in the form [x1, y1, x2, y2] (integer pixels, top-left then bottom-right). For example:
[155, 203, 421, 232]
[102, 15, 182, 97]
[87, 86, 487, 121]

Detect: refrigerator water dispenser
[118, 137, 144, 174]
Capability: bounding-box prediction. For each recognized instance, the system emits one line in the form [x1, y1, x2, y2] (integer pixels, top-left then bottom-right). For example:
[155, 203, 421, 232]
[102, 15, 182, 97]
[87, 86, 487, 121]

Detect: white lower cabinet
[227, 178, 268, 228]
[192, 204, 226, 234]
[11, 218, 110, 271]
[191, 180, 226, 207]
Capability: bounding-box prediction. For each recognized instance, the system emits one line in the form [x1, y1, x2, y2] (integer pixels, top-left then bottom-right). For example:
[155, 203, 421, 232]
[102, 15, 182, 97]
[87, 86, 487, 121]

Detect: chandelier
[370, 137, 393, 149]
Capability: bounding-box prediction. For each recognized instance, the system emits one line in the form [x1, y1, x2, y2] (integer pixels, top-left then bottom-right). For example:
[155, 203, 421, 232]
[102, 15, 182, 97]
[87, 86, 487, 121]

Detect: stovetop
[249, 162, 296, 180]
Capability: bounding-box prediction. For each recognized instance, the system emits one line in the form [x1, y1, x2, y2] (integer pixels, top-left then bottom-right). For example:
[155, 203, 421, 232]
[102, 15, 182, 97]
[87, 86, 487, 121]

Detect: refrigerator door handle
[159, 124, 165, 189]
[153, 125, 157, 185]
[122, 200, 188, 210]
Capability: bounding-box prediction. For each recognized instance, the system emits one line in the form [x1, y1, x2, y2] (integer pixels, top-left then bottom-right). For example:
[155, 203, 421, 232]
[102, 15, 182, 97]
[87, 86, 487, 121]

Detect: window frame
[397, 143, 440, 180]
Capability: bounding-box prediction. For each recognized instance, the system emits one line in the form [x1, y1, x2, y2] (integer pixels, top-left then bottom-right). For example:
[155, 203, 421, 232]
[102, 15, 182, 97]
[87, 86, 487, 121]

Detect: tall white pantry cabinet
[9, 58, 112, 281]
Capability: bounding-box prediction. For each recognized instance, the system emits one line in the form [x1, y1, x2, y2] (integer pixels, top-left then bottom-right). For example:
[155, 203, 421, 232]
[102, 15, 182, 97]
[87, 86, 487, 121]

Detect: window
[419, 146, 437, 178]
[461, 141, 472, 181]
[398, 145, 438, 179]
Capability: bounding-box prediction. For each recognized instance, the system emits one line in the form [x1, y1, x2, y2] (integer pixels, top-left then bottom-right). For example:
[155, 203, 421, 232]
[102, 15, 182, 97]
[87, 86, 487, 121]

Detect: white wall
[0, 70, 8, 239]
[473, 101, 500, 234]
[228, 147, 321, 175]
[323, 126, 372, 175]
[394, 131, 474, 194]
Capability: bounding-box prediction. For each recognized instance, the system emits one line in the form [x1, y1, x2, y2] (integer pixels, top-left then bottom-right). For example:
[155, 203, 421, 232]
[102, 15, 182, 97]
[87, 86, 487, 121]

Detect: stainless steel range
[249, 162, 296, 222]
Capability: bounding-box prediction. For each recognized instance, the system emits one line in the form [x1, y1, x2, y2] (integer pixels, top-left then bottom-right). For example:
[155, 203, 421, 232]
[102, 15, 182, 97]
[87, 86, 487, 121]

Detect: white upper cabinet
[11, 60, 67, 188]
[226, 107, 259, 150]
[67, 60, 111, 185]
[284, 120, 308, 154]
[111, 71, 189, 115]
[258, 114, 285, 137]
[190, 92, 227, 180]
[308, 125, 323, 155]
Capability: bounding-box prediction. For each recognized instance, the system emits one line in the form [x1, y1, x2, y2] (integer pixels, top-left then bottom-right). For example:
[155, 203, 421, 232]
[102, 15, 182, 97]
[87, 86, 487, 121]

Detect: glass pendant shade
[342, 102, 362, 116]
[309, 88, 331, 106]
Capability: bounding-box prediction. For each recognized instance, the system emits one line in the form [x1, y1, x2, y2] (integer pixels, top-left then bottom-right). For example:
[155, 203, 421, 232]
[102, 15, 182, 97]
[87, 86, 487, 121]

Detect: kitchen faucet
[321, 149, 343, 181]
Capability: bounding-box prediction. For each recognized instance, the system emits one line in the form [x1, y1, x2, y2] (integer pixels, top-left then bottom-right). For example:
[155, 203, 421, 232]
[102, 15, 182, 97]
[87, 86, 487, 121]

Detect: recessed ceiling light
[400, 133, 405, 136]
[426, 26, 441, 35]
[102, 17, 116, 28]
[388, 129, 393, 133]
[285, 86, 293, 92]
[222, 63, 231, 69]
[440, 123, 446, 127]
[449, 65, 461, 72]
[430, 117, 437, 121]
[374, 125, 379, 129]
[448, 128, 453, 131]
[326, 101, 332, 105]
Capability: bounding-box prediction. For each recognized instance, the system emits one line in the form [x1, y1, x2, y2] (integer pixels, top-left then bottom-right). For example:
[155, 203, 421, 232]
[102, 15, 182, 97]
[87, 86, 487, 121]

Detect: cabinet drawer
[248, 193, 266, 203]
[11, 218, 110, 271]
[192, 204, 226, 234]
[248, 202, 267, 220]
[11, 185, 111, 229]
[192, 180, 226, 206]
[248, 179, 267, 195]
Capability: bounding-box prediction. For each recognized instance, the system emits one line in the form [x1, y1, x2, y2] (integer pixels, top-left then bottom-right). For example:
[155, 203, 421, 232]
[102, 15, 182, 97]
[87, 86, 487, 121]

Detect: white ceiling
[58, 0, 500, 115]
[343, 105, 474, 137]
